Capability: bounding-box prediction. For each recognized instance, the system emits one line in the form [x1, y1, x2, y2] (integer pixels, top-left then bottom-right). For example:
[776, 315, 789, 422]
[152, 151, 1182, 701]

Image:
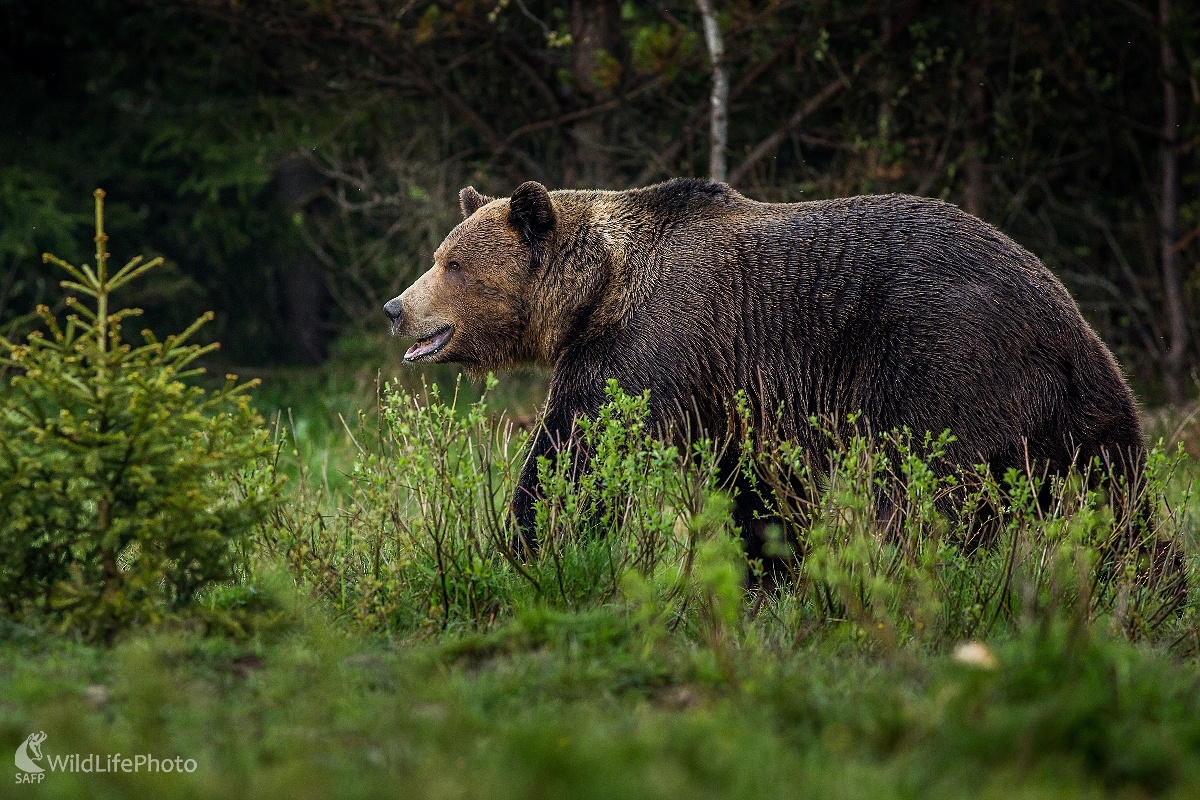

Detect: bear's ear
[459, 186, 494, 217]
[507, 181, 556, 245]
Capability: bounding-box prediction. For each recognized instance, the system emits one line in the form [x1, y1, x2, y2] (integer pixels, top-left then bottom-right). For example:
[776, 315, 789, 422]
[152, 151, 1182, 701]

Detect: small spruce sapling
[0, 189, 281, 638]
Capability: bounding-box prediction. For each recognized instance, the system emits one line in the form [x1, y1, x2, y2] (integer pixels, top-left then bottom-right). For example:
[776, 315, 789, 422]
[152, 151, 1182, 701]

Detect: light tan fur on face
[391, 186, 647, 374]
[394, 199, 534, 370]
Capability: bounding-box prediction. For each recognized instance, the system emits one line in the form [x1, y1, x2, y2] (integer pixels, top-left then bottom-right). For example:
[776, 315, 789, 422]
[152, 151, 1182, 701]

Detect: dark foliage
[2, 1, 1198, 401]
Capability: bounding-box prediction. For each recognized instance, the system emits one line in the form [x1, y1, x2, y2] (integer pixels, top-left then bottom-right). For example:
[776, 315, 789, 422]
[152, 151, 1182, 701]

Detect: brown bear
[383, 179, 1146, 556]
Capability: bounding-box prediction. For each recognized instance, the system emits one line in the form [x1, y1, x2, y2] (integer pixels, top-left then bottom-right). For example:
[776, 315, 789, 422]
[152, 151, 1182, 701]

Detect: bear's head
[384, 181, 558, 373]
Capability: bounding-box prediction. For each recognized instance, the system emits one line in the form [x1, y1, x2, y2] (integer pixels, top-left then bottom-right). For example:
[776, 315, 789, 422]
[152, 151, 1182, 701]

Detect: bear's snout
[383, 296, 404, 326]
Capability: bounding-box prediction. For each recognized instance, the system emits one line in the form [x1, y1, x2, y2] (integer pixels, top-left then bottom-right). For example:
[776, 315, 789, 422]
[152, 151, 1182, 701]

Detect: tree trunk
[872, 13, 892, 189]
[696, 0, 728, 182]
[276, 157, 330, 366]
[282, 252, 327, 365]
[962, 3, 990, 217]
[1159, 0, 1187, 404]
[879, 12, 893, 142]
[963, 75, 986, 217]
[566, 1, 622, 187]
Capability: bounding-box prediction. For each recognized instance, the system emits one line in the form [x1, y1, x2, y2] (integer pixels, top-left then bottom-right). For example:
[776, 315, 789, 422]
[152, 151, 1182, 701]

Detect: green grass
[4, 359, 1200, 799]
[3, 595, 1200, 799]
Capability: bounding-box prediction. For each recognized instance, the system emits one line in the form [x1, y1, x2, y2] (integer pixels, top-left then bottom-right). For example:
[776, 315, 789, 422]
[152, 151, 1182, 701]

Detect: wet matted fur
[385, 179, 1146, 559]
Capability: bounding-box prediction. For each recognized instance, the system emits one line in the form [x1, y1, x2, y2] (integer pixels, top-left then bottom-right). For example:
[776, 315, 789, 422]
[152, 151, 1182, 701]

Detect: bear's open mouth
[404, 325, 454, 362]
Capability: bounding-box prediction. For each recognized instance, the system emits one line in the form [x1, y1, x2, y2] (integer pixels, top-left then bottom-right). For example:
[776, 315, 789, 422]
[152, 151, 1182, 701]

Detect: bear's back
[610, 184, 1138, 477]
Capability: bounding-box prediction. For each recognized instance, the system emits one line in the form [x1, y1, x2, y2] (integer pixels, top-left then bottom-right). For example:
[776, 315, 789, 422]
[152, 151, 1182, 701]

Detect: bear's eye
[446, 260, 462, 272]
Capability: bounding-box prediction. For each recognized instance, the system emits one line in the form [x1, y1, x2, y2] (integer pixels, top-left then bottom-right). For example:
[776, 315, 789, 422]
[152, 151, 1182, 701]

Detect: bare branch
[1108, 0, 1155, 22]
[363, 66, 551, 185]
[727, 68, 858, 187]
[500, 44, 563, 112]
[728, 13, 904, 188]
[629, 30, 802, 187]
[512, 0, 553, 40]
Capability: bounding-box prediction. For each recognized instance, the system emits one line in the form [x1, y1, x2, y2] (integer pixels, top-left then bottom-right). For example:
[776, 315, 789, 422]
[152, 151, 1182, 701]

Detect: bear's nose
[383, 297, 404, 323]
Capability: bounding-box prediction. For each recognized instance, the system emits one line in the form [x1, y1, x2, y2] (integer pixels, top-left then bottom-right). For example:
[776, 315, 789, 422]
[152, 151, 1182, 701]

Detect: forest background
[5, 5, 1200, 797]
[3, 0, 1199, 406]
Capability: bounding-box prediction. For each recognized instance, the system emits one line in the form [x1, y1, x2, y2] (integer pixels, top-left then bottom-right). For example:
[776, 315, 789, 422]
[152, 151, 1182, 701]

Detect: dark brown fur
[385, 179, 1146, 556]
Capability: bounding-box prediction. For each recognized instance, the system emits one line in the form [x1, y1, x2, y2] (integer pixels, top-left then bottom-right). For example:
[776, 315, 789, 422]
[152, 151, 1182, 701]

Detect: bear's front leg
[511, 404, 590, 556]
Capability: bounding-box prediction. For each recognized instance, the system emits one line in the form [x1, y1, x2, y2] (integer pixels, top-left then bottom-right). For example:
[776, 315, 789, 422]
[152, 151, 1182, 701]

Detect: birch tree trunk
[696, 0, 728, 183]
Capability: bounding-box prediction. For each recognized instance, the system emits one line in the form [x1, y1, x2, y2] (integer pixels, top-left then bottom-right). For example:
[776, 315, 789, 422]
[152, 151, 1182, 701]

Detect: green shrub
[753, 420, 1196, 646]
[261, 377, 740, 634]
[530, 380, 732, 610]
[258, 375, 524, 632]
[267, 371, 1195, 648]
[0, 189, 282, 639]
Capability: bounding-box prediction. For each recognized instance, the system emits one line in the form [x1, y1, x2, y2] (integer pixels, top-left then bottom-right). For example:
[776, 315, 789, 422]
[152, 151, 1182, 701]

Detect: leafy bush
[0, 190, 281, 638]
[260, 377, 741, 634]
[266, 373, 1195, 648]
[753, 421, 1195, 645]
